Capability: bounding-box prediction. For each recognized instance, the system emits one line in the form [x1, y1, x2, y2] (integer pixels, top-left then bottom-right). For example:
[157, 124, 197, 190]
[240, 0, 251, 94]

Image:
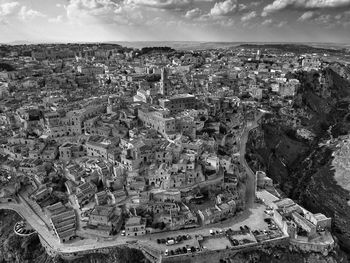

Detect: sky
[0, 0, 350, 43]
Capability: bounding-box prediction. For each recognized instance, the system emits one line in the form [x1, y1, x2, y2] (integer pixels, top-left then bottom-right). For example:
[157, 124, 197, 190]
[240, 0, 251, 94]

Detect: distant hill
[112, 41, 241, 50]
[1, 41, 349, 51]
[114, 41, 350, 51]
[237, 43, 345, 54]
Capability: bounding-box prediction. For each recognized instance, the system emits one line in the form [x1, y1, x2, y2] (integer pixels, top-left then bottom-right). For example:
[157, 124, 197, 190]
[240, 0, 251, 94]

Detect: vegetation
[138, 46, 175, 55]
[0, 62, 15, 71]
[238, 44, 344, 55]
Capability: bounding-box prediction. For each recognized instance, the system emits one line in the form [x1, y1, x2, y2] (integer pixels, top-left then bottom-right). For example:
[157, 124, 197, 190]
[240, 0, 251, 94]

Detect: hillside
[246, 67, 350, 256]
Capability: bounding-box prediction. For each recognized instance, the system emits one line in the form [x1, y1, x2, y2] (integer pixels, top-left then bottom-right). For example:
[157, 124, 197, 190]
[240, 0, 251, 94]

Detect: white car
[166, 239, 175, 246]
[164, 249, 169, 256]
[121, 230, 126, 236]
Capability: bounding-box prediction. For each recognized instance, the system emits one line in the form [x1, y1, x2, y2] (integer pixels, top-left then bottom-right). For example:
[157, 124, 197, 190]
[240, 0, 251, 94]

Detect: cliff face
[0, 210, 147, 263]
[228, 245, 348, 263]
[0, 210, 53, 263]
[57, 249, 147, 263]
[246, 67, 350, 256]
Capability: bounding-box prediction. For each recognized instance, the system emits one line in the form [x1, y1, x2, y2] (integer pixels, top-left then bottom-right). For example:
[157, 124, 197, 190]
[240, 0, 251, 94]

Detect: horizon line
[1, 40, 350, 46]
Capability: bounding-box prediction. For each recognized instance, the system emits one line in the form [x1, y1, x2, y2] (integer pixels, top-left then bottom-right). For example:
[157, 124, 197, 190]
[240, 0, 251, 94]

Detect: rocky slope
[55, 249, 148, 263]
[0, 210, 147, 263]
[246, 67, 350, 256]
[228, 245, 348, 263]
[0, 209, 52, 263]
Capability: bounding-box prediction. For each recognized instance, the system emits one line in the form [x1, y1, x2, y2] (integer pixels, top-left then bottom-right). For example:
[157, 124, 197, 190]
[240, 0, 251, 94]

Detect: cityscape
[1, 1, 350, 263]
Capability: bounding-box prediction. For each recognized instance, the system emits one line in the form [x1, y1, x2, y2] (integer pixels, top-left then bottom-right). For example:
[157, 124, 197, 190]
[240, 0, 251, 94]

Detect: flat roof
[126, 216, 143, 226]
[314, 213, 330, 221]
[274, 198, 295, 208]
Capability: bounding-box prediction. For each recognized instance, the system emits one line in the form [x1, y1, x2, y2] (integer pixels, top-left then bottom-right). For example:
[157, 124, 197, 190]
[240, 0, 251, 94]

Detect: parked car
[232, 239, 239, 246]
[15, 225, 23, 231]
[269, 225, 278, 230]
[264, 218, 272, 224]
[166, 239, 175, 246]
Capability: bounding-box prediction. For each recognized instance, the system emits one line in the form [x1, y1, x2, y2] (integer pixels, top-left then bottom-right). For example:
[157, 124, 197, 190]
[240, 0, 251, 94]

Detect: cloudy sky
[0, 0, 350, 43]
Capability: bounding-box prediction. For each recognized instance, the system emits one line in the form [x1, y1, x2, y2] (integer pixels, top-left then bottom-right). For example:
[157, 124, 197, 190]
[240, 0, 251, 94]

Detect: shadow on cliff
[246, 67, 350, 257]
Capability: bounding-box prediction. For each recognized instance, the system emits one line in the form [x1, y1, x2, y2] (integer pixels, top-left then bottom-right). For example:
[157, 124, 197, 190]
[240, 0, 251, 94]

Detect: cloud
[0, 1, 19, 16]
[262, 18, 273, 25]
[250, 1, 261, 7]
[262, 0, 350, 16]
[125, 0, 192, 10]
[276, 20, 287, 27]
[0, 1, 44, 23]
[298, 10, 315, 20]
[334, 10, 350, 20]
[210, 0, 237, 16]
[18, 6, 46, 20]
[66, 0, 121, 16]
[238, 4, 247, 11]
[66, 0, 122, 21]
[241, 11, 256, 22]
[48, 15, 64, 23]
[185, 7, 202, 19]
[314, 13, 331, 23]
[65, 0, 149, 26]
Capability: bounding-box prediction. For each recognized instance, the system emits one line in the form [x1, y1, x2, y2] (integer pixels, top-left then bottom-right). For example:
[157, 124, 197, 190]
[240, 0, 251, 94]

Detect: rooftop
[90, 205, 114, 217]
[126, 216, 143, 226]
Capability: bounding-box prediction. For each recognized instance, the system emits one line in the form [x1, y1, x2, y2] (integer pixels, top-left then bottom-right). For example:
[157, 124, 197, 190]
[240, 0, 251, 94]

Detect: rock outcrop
[246, 66, 350, 257]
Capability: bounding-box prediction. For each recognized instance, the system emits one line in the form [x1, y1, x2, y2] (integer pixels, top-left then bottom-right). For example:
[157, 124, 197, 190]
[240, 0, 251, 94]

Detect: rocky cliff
[0, 210, 147, 263]
[246, 66, 350, 257]
[228, 245, 347, 263]
[0, 209, 53, 263]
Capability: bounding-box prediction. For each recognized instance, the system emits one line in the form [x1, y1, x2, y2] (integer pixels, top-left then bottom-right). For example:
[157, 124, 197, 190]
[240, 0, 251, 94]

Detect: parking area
[136, 203, 279, 256]
[158, 237, 199, 251]
[14, 221, 35, 236]
[200, 236, 232, 250]
[253, 228, 283, 242]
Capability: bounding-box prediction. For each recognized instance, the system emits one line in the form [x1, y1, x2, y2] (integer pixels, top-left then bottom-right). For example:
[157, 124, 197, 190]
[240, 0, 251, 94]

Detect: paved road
[239, 112, 264, 208]
[0, 200, 156, 254]
[0, 202, 58, 247]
